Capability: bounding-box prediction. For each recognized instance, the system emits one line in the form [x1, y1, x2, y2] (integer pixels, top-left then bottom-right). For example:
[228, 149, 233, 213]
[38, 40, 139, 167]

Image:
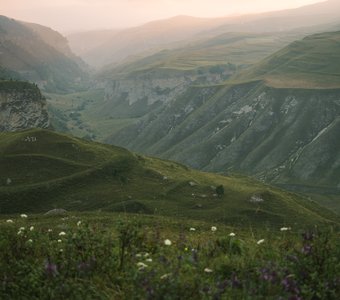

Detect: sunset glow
[0, 0, 325, 32]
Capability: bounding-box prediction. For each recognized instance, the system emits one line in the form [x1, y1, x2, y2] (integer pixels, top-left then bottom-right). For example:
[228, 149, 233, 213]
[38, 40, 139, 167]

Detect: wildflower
[257, 239, 265, 245]
[59, 249, 63, 252]
[229, 232, 236, 237]
[30, 226, 34, 231]
[143, 253, 150, 258]
[280, 227, 291, 231]
[164, 239, 172, 246]
[20, 214, 28, 218]
[44, 260, 58, 277]
[136, 262, 148, 270]
[211, 226, 217, 232]
[57, 239, 62, 243]
[48, 229, 52, 232]
[17, 230, 23, 235]
[160, 273, 171, 280]
[190, 227, 196, 231]
[6, 219, 14, 223]
[184, 247, 188, 251]
[59, 231, 66, 236]
[204, 268, 213, 273]
[146, 258, 153, 262]
[135, 253, 142, 258]
[19, 227, 25, 231]
[28, 239, 33, 243]
[77, 221, 81, 227]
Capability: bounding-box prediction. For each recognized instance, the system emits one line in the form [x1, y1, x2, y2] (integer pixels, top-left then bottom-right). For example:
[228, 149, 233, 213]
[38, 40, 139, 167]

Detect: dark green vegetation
[0, 80, 40, 92]
[0, 16, 88, 93]
[1, 213, 339, 299]
[0, 129, 338, 227]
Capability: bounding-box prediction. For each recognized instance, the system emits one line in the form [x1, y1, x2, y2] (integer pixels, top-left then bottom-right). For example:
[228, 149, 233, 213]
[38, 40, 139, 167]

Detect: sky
[0, 0, 325, 33]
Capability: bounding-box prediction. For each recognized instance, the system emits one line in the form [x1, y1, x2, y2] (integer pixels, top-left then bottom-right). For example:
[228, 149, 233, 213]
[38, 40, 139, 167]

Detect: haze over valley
[1, 1, 340, 298]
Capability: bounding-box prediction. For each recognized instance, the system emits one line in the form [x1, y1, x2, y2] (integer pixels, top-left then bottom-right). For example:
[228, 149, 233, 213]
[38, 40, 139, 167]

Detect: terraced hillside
[238, 31, 340, 89]
[0, 129, 338, 227]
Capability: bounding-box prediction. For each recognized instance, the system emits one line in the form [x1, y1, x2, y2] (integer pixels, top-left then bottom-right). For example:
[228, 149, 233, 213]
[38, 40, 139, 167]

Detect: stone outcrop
[0, 81, 50, 131]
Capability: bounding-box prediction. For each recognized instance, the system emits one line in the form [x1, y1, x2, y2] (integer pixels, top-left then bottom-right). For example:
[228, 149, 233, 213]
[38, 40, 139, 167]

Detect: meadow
[1, 212, 339, 299]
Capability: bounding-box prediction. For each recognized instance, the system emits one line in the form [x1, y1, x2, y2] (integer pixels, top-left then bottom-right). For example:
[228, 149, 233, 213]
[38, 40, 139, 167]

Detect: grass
[0, 212, 339, 299]
[0, 129, 338, 228]
[237, 31, 340, 89]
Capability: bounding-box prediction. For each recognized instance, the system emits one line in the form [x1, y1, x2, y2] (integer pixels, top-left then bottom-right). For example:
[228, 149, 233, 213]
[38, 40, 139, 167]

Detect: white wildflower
[257, 239, 265, 245]
[211, 226, 217, 232]
[28, 239, 33, 243]
[59, 231, 66, 236]
[59, 249, 63, 252]
[136, 262, 148, 270]
[17, 230, 23, 235]
[19, 227, 25, 231]
[189, 227, 196, 231]
[6, 219, 14, 223]
[135, 253, 142, 258]
[145, 258, 153, 263]
[280, 227, 291, 231]
[77, 221, 82, 227]
[204, 268, 213, 273]
[143, 253, 150, 258]
[30, 226, 34, 231]
[48, 229, 53, 232]
[57, 239, 62, 243]
[20, 214, 28, 218]
[229, 232, 236, 237]
[160, 273, 171, 280]
[164, 239, 172, 246]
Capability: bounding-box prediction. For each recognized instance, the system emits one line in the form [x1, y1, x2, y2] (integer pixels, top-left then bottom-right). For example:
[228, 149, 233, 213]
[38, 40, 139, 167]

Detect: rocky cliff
[106, 81, 340, 192]
[0, 81, 50, 131]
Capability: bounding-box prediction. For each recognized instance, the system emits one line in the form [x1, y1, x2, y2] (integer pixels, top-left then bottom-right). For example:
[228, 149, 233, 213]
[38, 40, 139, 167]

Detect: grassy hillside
[238, 31, 340, 88]
[0, 129, 338, 227]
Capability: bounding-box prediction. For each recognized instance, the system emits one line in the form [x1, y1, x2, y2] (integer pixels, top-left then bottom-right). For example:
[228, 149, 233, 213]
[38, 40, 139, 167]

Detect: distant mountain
[74, 0, 340, 68]
[78, 15, 230, 68]
[67, 29, 120, 58]
[0, 128, 337, 227]
[0, 16, 88, 92]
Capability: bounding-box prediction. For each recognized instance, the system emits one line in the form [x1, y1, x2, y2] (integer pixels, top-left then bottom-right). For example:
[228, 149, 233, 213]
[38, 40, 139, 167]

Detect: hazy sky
[0, 0, 325, 33]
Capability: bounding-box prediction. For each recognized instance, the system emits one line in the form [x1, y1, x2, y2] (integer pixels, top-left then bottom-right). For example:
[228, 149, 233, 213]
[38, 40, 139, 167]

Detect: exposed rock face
[0, 81, 50, 131]
[101, 67, 232, 118]
[106, 81, 340, 190]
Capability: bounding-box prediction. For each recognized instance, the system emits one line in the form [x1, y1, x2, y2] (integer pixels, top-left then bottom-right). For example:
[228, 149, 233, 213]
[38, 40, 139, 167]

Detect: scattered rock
[250, 195, 264, 203]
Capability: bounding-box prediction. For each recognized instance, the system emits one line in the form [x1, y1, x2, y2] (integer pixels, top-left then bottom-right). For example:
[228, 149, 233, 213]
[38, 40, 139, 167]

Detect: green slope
[0, 129, 338, 227]
[238, 31, 340, 88]
[0, 15, 88, 92]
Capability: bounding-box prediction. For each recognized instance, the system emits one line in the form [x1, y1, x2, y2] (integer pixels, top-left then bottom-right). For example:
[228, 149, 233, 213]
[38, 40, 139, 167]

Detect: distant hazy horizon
[0, 0, 326, 33]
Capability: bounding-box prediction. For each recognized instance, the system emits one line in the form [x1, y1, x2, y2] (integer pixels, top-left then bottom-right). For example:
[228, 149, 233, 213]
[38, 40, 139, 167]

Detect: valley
[1, 1, 340, 299]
